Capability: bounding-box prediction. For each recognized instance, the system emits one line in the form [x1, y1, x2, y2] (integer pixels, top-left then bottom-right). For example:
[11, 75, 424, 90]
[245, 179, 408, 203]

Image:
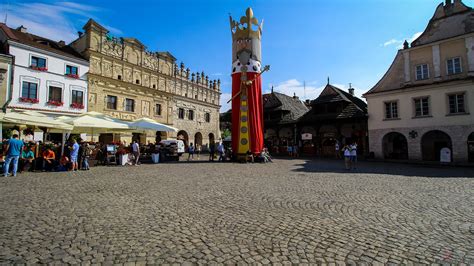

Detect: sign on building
[440, 147, 451, 163]
[301, 133, 312, 140]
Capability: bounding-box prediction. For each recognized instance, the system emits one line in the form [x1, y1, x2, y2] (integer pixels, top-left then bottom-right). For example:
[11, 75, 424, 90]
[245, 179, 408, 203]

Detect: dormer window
[136, 79, 140, 84]
[416, 64, 429, 80]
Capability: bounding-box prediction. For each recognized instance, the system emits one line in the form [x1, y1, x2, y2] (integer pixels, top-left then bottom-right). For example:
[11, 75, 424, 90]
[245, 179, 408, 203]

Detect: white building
[0, 24, 89, 117]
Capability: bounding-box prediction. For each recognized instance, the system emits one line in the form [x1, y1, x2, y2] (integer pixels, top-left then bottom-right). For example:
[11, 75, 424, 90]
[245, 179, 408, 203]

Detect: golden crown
[230, 8, 263, 40]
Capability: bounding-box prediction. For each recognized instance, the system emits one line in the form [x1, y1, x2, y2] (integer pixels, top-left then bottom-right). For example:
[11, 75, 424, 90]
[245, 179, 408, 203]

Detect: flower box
[70, 102, 84, 109]
[47, 100, 64, 106]
[18, 97, 39, 104]
[65, 73, 79, 79]
[30, 66, 48, 71]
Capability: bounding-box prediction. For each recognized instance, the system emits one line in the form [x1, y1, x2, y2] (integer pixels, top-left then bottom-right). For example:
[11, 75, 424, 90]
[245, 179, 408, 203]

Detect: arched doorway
[421, 130, 452, 161]
[208, 132, 215, 145]
[194, 132, 203, 147]
[468, 132, 474, 162]
[177, 130, 189, 146]
[382, 132, 408, 159]
[321, 137, 337, 157]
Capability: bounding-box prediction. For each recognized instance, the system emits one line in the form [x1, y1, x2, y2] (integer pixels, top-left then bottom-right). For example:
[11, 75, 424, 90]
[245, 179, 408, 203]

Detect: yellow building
[71, 19, 221, 148]
[364, 0, 474, 163]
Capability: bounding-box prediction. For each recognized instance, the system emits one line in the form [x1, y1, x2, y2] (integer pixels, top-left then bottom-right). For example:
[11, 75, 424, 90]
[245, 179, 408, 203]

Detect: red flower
[30, 66, 48, 72]
[47, 100, 64, 106]
[19, 97, 39, 103]
[70, 102, 84, 109]
[65, 73, 79, 79]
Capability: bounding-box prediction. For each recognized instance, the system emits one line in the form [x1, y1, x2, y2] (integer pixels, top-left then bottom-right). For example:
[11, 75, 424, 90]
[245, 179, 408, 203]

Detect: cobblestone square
[1, 159, 473, 264]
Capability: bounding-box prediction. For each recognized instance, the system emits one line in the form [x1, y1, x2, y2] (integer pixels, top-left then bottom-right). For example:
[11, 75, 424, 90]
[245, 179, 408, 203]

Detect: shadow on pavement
[291, 158, 474, 178]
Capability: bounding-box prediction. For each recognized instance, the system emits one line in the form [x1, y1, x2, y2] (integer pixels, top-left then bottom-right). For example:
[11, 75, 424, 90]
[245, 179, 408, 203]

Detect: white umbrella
[58, 112, 129, 141]
[0, 111, 73, 130]
[128, 117, 178, 132]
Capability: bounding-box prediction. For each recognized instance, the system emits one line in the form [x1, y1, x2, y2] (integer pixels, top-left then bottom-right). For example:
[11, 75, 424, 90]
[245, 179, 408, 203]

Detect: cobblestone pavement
[1, 158, 473, 265]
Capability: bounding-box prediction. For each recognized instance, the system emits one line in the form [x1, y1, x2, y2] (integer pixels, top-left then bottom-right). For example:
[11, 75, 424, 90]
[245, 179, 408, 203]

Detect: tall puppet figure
[229, 7, 269, 160]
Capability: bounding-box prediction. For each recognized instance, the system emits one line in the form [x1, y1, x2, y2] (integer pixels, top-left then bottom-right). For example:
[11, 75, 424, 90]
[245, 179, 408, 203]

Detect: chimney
[17, 25, 27, 33]
[445, 0, 452, 5]
[58, 40, 66, 46]
[348, 83, 355, 96]
[293, 92, 299, 100]
[78, 31, 83, 37]
[403, 40, 409, 49]
[305, 99, 311, 105]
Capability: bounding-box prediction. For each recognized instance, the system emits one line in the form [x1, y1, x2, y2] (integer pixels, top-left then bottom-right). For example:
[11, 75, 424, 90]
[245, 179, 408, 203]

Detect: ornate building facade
[71, 19, 221, 148]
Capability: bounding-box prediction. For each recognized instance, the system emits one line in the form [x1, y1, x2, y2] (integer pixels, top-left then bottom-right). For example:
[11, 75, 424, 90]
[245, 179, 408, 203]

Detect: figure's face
[236, 38, 252, 52]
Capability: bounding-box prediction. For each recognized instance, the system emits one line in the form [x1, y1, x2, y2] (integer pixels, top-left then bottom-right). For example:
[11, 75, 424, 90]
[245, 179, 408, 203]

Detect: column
[432, 44, 441, 80]
[465, 36, 474, 75]
[403, 50, 411, 83]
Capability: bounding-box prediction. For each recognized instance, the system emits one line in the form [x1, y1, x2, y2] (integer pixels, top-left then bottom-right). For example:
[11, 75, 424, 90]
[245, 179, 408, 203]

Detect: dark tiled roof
[0, 23, 86, 61]
[263, 92, 309, 123]
[299, 84, 367, 123]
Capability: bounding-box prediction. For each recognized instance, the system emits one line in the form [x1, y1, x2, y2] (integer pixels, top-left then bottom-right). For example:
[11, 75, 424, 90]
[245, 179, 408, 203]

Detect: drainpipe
[2, 59, 13, 113]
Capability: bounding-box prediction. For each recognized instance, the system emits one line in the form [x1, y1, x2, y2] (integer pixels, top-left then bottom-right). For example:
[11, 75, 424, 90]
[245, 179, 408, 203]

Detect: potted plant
[47, 100, 64, 106]
[65, 73, 79, 79]
[30, 66, 48, 71]
[19, 97, 39, 104]
[70, 102, 85, 109]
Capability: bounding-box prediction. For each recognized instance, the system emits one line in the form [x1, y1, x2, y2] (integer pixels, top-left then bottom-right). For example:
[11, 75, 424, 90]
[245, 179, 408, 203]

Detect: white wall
[367, 82, 474, 131]
[8, 43, 89, 114]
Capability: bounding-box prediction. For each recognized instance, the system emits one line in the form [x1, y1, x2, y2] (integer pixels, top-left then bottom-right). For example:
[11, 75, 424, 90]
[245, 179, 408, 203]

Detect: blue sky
[2, 0, 473, 111]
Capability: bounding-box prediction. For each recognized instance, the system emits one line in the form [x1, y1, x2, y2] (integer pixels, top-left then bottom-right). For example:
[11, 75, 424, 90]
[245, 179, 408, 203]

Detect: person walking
[217, 142, 225, 162]
[131, 140, 140, 165]
[81, 142, 91, 170]
[196, 144, 201, 160]
[209, 143, 215, 162]
[3, 134, 24, 177]
[335, 141, 341, 159]
[69, 139, 80, 171]
[350, 141, 358, 169]
[343, 144, 352, 170]
[187, 143, 195, 161]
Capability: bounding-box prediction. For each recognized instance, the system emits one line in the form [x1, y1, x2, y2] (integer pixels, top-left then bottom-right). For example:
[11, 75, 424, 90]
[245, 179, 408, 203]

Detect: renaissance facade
[71, 19, 221, 148]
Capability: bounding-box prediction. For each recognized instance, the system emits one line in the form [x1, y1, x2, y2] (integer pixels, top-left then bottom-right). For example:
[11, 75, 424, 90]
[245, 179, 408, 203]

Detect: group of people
[2, 135, 94, 177]
[188, 142, 231, 162]
[341, 142, 358, 170]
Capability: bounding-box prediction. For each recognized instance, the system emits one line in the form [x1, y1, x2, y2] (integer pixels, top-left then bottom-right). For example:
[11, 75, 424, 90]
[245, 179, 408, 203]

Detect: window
[21, 81, 38, 99]
[178, 108, 185, 119]
[385, 101, 398, 119]
[136, 79, 140, 84]
[155, 104, 162, 116]
[118, 75, 122, 80]
[416, 64, 429, 80]
[414, 97, 429, 117]
[65, 65, 78, 75]
[106, 95, 117, 110]
[125, 98, 135, 112]
[448, 93, 466, 114]
[152, 84, 156, 89]
[188, 110, 194, 120]
[48, 86, 62, 102]
[31, 56, 46, 68]
[71, 90, 83, 105]
[195, 95, 198, 99]
[447, 57, 462, 75]
[205, 113, 210, 123]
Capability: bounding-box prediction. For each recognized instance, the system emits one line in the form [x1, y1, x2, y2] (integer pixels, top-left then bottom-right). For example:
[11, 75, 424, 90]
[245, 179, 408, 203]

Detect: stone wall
[369, 124, 474, 162]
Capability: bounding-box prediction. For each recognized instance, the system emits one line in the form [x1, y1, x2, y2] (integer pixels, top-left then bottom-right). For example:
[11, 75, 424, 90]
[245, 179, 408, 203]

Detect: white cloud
[211, 73, 223, 76]
[265, 79, 366, 101]
[0, 1, 121, 43]
[382, 31, 423, 49]
[220, 93, 231, 112]
[264, 79, 324, 101]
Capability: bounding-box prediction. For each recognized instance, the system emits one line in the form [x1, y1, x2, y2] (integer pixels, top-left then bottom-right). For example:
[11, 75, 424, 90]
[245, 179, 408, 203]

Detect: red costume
[229, 8, 267, 158]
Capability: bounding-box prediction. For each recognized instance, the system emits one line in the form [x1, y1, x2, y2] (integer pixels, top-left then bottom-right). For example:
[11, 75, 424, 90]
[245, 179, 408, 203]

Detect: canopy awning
[58, 111, 130, 133]
[128, 117, 178, 132]
[0, 110, 73, 130]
